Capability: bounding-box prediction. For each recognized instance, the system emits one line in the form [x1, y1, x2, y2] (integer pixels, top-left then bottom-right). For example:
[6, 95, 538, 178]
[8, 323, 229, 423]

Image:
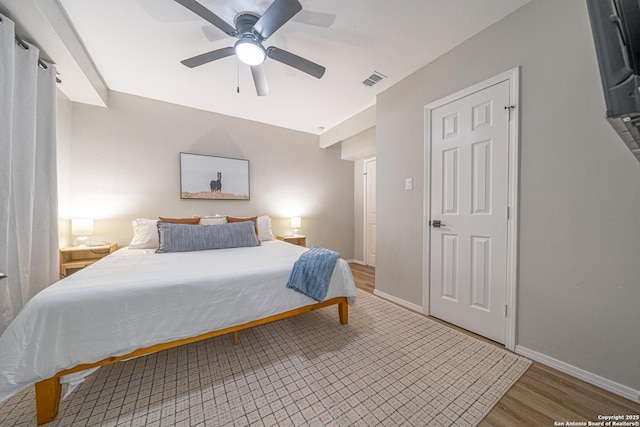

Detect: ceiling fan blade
[292, 10, 336, 28]
[266, 47, 325, 79]
[201, 25, 227, 42]
[181, 46, 235, 68]
[250, 65, 270, 96]
[174, 0, 237, 36]
[253, 0, 302, 40]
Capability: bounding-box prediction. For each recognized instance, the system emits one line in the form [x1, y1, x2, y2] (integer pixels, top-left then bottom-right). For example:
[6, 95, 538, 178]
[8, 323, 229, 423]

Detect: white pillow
[200, 217, 227, 225]
[129, 218, 159, 249]
[257, 215, 275, 241]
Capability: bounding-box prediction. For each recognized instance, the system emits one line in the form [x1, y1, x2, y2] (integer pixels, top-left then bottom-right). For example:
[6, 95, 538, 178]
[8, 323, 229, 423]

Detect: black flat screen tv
[586, 0, 640, 161]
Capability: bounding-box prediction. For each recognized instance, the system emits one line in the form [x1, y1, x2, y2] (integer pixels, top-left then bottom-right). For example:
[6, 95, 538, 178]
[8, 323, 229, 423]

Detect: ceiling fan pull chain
[237, 60, 240, 94]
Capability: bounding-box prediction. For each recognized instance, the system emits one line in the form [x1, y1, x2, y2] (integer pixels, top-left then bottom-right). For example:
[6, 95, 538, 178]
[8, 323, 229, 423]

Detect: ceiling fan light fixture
[235, 38, 266, 66]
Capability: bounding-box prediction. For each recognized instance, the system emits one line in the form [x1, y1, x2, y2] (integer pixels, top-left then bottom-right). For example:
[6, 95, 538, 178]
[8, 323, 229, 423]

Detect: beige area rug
[0, 290, 531, 427]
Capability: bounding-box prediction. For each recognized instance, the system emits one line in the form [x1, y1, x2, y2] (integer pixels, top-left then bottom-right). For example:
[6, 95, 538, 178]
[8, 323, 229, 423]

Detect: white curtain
[0, 14, 59, 335]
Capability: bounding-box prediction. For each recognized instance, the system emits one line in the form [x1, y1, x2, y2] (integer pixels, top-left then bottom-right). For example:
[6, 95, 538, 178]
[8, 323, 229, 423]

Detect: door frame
[363, 156, 376, 266]
[422, 67, 520, 350]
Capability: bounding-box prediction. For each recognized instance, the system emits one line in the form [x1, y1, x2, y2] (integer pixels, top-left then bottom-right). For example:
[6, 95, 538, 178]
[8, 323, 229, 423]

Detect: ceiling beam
[319, 104, 376, 148]
[0, 0, 109, 107]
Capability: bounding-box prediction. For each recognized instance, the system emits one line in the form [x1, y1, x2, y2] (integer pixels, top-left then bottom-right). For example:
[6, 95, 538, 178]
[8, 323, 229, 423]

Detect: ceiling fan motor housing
[235, 13, 262, 40]
[233, 13, 267, 65]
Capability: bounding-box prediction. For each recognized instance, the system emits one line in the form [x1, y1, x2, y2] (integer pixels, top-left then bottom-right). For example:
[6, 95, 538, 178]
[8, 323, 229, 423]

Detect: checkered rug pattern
[0, 290, 530, 426]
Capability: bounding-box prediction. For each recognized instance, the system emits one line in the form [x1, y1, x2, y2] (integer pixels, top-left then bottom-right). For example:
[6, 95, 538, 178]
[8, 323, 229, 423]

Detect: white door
[364, 158, 376, 267]
[429, 80, 510, 344]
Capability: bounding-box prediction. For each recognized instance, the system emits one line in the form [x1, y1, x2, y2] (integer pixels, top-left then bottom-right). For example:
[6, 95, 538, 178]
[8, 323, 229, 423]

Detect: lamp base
[74, 236, 89, 247]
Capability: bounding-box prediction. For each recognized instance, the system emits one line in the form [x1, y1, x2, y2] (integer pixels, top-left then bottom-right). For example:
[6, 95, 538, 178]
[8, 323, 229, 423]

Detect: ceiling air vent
[362, 71, 387, 87]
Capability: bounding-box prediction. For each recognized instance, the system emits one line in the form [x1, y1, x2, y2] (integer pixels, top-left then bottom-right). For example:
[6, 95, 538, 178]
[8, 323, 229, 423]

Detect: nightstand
[276, 235, 306, 247]
[59, 243, 117, 278]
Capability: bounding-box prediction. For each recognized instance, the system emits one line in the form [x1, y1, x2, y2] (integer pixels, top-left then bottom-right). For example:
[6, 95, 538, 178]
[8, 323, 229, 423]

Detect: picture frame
[180, 152, 250, 200]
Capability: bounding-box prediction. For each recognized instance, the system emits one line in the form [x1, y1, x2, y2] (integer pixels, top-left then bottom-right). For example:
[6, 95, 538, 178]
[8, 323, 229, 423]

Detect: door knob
[429, 220, 446, 228]
[0, 273, 7, 281]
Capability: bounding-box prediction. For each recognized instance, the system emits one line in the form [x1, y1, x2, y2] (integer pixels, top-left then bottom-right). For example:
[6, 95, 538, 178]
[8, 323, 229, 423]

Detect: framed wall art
[180, 153, 250, 200]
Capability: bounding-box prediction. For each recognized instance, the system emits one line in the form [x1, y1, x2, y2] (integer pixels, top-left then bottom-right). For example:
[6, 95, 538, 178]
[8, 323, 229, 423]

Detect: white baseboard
[515, 345, 640, 404]
[346, 259, 366, 265]
[373, 289, 423, 313]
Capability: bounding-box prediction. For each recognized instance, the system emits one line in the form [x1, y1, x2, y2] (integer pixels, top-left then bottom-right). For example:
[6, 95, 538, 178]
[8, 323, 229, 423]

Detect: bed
[0, 233, 357, 425]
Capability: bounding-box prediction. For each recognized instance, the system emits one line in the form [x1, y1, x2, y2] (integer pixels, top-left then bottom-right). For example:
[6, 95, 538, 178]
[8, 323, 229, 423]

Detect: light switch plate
[405, 178, 413, 190]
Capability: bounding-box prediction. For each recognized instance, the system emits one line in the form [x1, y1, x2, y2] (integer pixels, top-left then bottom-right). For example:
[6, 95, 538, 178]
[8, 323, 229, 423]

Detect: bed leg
[35, 377, 61, 425]
[232, 331, 240, 345]
[338, 301, 348, 324]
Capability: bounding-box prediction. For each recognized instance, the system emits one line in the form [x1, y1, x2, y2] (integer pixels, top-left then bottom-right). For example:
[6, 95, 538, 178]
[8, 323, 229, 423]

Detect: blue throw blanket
[286, 246, 340, 302]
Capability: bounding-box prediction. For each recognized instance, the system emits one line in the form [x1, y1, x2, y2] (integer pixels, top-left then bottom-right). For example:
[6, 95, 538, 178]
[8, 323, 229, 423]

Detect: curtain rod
[0, 14, 62, 84]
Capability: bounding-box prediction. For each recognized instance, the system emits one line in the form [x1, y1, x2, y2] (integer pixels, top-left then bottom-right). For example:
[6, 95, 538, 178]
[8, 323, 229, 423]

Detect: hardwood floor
[348, 263, 640, 426]
[349, 263, 375, 293]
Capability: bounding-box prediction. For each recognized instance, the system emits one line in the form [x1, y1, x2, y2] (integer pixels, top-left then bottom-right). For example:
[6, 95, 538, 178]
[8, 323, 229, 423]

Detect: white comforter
[0, 240, 356, 404]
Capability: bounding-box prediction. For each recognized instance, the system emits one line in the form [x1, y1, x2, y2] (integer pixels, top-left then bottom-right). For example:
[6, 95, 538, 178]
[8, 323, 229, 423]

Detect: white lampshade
[235, 38, 266, 66]
[290, 217, 302, 229]
[72, 218, 93, 247]
[71, 218, 94, 235]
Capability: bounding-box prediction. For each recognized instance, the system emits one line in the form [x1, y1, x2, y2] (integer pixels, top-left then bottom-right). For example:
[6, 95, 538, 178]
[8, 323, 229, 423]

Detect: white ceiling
[9, 0, 531, 134]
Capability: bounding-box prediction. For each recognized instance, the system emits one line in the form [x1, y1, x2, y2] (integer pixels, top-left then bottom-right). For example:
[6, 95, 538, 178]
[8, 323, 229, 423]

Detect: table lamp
[290, 217, 301, 236]
[72, 218, 93, 247]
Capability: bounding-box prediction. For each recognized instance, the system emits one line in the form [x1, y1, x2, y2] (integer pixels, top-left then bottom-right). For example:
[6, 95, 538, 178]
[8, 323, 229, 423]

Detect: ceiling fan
[175, 0, 326, 96]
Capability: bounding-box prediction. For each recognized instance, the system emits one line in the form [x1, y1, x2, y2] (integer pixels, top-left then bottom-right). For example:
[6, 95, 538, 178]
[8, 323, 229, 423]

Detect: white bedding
[0, 240, 356, 405]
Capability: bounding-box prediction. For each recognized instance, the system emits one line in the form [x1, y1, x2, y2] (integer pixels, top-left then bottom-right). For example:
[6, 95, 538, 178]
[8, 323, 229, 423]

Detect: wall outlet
[405, 178, 413, 191]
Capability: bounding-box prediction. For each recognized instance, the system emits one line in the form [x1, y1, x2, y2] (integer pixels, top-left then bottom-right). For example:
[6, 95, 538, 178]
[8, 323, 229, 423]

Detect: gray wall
[64, 91, 354, 258]
[376, 0, 640, 390]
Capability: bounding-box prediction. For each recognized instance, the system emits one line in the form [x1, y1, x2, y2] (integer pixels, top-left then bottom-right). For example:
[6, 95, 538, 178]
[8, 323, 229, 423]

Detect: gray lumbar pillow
[156, 220, 260, 253]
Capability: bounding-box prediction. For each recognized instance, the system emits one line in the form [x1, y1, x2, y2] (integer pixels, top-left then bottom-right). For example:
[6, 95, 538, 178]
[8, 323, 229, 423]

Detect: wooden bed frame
[35, 297, 349, 425]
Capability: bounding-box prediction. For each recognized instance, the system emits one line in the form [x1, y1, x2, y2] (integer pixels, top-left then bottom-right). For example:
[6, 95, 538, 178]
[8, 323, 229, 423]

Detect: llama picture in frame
[180, 153, 250, 200]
